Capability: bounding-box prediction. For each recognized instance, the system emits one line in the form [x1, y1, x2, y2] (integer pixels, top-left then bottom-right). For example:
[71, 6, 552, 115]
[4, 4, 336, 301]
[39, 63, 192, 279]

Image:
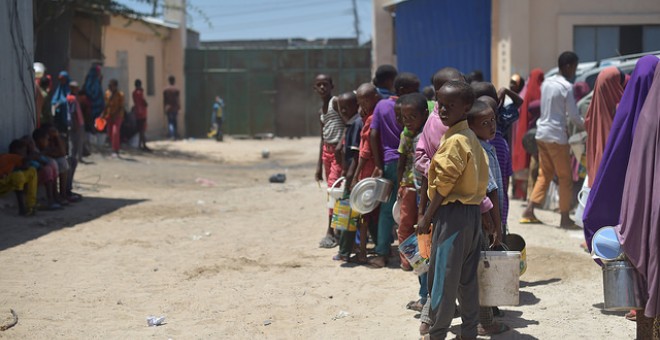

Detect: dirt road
[0, 137, 635, 339]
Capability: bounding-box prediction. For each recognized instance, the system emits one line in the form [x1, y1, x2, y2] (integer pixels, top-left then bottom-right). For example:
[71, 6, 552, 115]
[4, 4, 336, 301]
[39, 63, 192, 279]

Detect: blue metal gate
[394, 0, 492, 84]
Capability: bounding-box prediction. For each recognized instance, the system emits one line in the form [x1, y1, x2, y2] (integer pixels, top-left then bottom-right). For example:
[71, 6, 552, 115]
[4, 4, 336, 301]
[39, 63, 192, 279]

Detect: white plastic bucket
[478, 251, 521, 307]
[574, 176, 590, 228]
[327, 177, 345, 209]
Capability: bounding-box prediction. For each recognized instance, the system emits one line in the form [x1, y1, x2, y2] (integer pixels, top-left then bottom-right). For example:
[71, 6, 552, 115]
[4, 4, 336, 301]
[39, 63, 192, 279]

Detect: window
[146, 56, 155, 96]
[574, 25, 660, 62]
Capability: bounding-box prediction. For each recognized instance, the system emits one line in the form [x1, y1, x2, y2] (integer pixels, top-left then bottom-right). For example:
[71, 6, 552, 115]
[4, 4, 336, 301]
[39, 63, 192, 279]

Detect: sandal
[367, 255, 388, 268]
[625, 310, 636, 322]
[519, 216, 542, 224]
[319, 235, 337, 248]
[348, 254, 368, 264]
[478, 322, 510, 336]
[406, 299, 424, 312]
[332, 254, 348, 262]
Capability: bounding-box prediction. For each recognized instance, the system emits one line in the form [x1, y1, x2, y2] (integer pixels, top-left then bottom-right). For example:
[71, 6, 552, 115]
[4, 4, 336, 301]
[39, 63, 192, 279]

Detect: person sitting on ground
[22, 135, 60, 210]
[333, 91, 363, 262]
[417, 80, 488, 340]
[351, 83, 382, 263]
[314, 74, 344, 249]
[1, 140, 38, 216]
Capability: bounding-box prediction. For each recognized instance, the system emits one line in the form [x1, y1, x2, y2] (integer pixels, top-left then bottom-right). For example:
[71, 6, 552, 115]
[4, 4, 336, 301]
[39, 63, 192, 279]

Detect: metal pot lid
[350, 178, 380, 214]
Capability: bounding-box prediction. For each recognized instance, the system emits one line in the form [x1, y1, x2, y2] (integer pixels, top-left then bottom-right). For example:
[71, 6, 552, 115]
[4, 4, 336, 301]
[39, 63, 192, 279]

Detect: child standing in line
[394, 93, 429, 313]
[396, 93, 429, 270]
[368, 72, 420, 268]
[334, 92, 363, 261]
[1, 140, 38, 216]
[314, 74, 345, 249]
[351, 83, 382, 263]
[417, 80, 488, 340]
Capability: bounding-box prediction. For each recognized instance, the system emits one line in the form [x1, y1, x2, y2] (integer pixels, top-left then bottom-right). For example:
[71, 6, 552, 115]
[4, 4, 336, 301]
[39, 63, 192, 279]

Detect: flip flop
[332, 254, 348, 261]
[406, 300, 424, 312]
[519, 216, 542, 224]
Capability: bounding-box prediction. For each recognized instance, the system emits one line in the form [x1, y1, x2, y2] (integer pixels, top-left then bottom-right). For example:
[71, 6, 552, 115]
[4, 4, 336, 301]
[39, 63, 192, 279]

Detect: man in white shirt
[522, 51, 584, 228]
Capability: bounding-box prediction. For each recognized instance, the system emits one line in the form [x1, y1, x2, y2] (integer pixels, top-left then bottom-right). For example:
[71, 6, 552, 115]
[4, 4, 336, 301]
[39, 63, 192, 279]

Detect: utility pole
[351, 0, 360, 43]
[151, 0, 158, 16]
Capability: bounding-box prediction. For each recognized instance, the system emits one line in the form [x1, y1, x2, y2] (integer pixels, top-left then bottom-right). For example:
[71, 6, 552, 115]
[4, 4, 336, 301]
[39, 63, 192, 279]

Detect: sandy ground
[0, 137, 636, 339]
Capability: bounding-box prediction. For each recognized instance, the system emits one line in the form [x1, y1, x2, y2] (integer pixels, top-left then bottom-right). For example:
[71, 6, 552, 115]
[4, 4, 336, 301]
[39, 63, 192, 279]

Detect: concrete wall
[493, 0, 660, 87]
[0, 0, 35, 153]
[102, 15, 185, 139]
[372, 0, 397, 75]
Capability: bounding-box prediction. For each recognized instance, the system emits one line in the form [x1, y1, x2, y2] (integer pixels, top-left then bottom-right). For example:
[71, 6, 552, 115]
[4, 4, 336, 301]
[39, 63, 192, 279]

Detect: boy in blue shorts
[417, 81, 488, 340]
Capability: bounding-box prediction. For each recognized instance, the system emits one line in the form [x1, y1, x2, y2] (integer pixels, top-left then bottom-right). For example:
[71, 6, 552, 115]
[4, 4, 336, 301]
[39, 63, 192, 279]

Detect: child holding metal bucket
[333, 92, 363, 261]
[416, 81, 488, 340]
[350, 83, 383, 264]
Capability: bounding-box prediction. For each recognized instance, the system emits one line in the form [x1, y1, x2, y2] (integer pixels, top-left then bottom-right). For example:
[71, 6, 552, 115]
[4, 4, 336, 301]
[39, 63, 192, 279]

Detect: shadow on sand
[0, 196, 146, 251]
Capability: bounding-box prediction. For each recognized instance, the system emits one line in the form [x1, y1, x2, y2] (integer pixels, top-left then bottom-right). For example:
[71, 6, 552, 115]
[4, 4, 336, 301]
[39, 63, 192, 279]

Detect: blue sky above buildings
[119, 0, 374, 43]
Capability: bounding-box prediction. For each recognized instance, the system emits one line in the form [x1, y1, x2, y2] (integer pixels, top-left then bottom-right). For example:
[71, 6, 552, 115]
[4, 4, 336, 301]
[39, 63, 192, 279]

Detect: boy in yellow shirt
[417, 80, 489, 340]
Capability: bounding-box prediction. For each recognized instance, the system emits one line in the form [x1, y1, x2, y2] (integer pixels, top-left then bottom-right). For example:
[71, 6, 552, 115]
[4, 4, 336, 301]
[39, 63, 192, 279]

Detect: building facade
[374, 0, 660, 88]
[0, 0, 34, 152]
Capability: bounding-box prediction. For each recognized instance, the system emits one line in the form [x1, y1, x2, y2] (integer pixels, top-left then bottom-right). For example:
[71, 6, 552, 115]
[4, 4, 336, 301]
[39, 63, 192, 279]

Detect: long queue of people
[313, 51, 660, 338]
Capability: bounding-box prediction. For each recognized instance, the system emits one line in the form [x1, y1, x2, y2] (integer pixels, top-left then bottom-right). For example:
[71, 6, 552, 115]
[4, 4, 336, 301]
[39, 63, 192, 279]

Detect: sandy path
[0, 137, 634, 339]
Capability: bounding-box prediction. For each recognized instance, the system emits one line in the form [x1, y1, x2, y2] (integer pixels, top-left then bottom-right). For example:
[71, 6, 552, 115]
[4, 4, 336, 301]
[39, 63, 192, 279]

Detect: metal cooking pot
[373, 178, 394, 202]
[602, 260, 643, 311]
[350, 178, 379, 214]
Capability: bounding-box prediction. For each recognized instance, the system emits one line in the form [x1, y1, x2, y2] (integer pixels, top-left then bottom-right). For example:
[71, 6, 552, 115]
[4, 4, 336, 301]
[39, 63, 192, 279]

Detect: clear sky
[119, 0, 374, 44]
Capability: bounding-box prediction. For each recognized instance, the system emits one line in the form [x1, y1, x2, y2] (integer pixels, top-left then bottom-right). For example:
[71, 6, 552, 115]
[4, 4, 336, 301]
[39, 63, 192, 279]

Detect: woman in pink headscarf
[584, 67, 626, 187]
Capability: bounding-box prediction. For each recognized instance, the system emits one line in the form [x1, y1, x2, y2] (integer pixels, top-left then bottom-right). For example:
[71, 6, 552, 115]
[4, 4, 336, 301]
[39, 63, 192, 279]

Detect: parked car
[576, 50, 660, 90]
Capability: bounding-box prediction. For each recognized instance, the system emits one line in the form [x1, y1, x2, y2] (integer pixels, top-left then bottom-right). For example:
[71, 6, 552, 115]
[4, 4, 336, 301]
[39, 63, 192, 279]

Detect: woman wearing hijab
[51, 71, 71, 134]
[512, 68, 544, 199]
[83, 65, 106, 150]
[617, 64, 660, 335]
[584, 67, 626, 187]
[582, 55, 660, 253]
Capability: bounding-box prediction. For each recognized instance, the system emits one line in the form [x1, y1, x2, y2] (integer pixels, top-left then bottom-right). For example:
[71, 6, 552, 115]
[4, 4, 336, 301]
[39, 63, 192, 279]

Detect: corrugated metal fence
[395, 0, 492, 83]
[185, 47, 371, 138]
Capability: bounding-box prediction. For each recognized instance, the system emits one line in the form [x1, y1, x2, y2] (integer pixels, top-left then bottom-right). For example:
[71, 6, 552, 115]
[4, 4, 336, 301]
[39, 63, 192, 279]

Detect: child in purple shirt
[368, 72, 420, 268]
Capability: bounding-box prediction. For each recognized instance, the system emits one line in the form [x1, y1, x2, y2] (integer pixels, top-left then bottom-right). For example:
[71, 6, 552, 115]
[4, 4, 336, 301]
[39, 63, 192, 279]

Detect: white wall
[0, 0, 35, 152]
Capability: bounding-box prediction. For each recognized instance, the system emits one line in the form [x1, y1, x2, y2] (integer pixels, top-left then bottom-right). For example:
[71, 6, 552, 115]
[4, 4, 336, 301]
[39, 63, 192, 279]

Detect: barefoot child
[314, 74, 344, 249]
[334, 92, 363, 261]
[351, 83, 382, 263]
[417, 80, 488, 339]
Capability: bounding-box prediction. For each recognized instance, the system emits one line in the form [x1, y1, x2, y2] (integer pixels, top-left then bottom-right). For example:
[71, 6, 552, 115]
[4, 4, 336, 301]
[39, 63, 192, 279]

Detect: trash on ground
[195, 178, 217, 187]
[147, 315, 166, 327]
[261, 149, 270, 159]
[332, 310, 350, 320]
[263, 319, 272, 326]
[269, 173, 286, 183]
